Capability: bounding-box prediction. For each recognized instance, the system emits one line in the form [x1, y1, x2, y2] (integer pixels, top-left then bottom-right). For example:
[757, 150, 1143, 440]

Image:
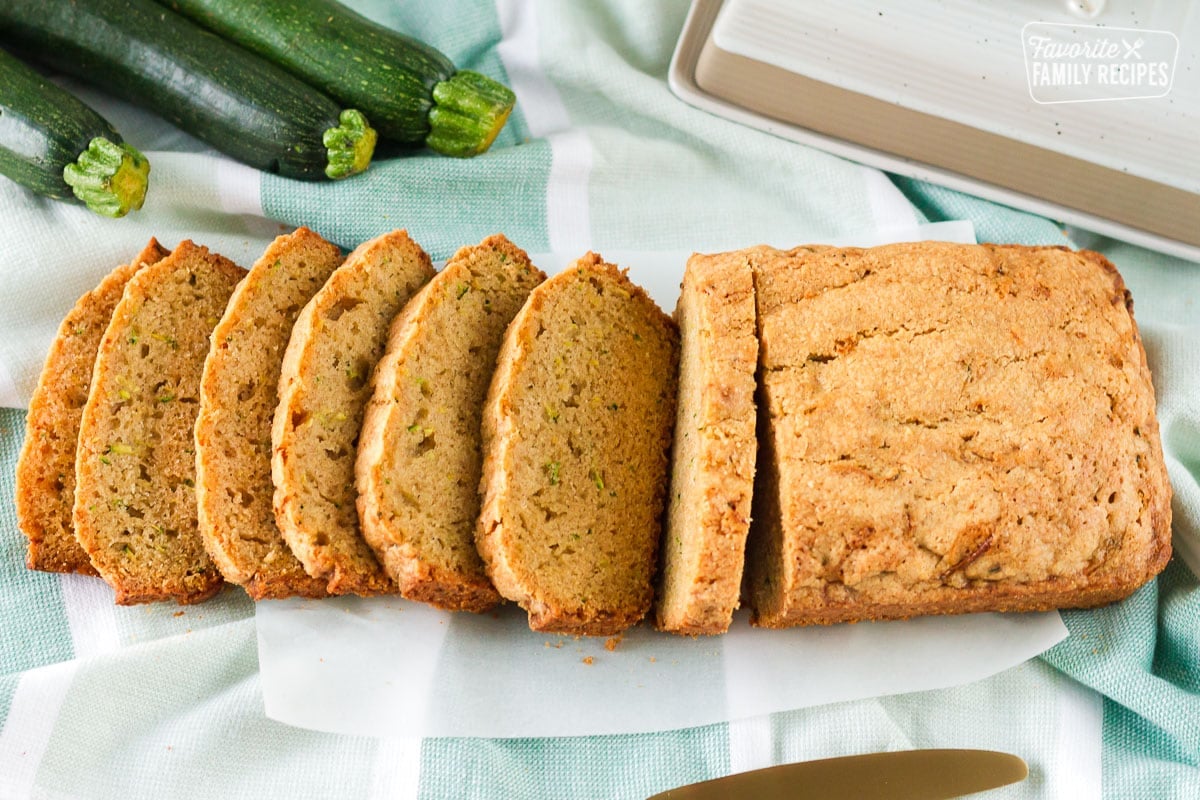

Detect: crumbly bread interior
[357, 234, 545, 611]
[747, 243, 1172, 626]
[17, 239, 169, 575]
[273, 229, 434, 596]
[478, 253, 680, 635]
[74, 241, 246, 604]
[655, 251, 758, 634]
[195, 227, 342, 599]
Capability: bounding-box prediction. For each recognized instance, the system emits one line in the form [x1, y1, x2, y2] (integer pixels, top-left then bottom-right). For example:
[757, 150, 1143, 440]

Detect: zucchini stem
[323, 109, 377, 180]
[427, 71, 516, 158]
[62, 137, 150, 218]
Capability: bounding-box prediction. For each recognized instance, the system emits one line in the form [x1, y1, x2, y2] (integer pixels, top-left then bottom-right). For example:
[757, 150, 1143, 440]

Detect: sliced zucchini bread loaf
[357, 234, 545, 612]
[748, 242, 1172, 627]
[195, 228, 343, 600]
[74, 241, 246, 604]
[273, 229, 434, 596]
[477, 252, 680, 635]
[654, 249, 759, 635]
[17, 239, 168, 575]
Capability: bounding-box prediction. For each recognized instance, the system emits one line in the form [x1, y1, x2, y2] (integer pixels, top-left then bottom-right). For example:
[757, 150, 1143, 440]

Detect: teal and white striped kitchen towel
[0, 2, 1197, 797]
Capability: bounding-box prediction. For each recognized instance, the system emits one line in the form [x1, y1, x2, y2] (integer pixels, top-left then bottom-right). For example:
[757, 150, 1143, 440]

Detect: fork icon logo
[1122, 38, 1144, 60]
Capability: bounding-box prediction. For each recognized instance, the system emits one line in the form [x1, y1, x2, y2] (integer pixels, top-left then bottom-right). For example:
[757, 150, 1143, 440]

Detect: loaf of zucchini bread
[746, 242, 1172, 627]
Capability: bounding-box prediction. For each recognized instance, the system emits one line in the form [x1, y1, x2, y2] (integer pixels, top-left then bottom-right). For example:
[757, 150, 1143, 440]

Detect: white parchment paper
[258, 597, 1067, 738]
[257, 221, 1071, 738]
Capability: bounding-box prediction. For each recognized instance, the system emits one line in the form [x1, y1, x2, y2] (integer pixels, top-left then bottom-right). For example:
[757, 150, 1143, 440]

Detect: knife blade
[647, 749, 1028, 800]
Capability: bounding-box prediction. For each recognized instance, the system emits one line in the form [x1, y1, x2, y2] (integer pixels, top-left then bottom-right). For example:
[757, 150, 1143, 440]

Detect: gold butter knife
[647, 749, 1028, 800]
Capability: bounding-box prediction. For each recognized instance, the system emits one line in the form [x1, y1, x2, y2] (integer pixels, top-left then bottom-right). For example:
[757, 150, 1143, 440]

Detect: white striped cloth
[1, 2, 1198, 798]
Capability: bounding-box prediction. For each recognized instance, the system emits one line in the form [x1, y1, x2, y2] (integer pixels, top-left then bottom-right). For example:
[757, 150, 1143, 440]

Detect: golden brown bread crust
[356, 234, 545, 612]
[747, 242, 1172, 627]
[477, 252, 680, 636]
[655, 250, 759, 635]
[195, 228, 341, 600]
[272, 229, 434, 597]
[16, 240, 169, 575]
[73, 241, 247, 605]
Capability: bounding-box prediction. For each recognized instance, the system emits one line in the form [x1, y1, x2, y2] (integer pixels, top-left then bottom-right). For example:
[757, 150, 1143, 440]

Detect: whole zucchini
[161, 0, 516, 157]
[0, 0, 377, 181]
[0, 48, 148, 217]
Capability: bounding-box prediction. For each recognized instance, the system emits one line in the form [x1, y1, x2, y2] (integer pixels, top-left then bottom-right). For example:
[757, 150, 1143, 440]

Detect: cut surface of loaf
[195, 228, 343, 600]
[273, 229, 434, 596]
[478, 252, 680, 635]
[357, 234, 545, 612]
[74, 241, 246, 604]
[16, 239, 169, 575]
[748, 242, 1173, 627]
[655, 250, 758, 635]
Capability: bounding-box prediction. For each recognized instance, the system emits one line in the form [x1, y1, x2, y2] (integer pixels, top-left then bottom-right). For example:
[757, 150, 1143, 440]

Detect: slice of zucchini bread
[195, 227, 342, 600]
[477, 252, 680, 635]
[357, 234, 545, 612]
[272, 229, 434, 596]
[17, 239, 169, 575]
[654, 249, 759, 635]
[74, 241, 246, 604]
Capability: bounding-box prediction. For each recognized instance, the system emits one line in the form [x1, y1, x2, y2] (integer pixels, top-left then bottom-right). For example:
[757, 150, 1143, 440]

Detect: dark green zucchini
[161, 0, 516, 157]
[0, 48, 148, 217]
[0, 0, 376, 181]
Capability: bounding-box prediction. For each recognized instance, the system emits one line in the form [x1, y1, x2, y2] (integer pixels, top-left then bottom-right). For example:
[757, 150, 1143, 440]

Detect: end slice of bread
[478, 252, 680, 635]
[273, 229, 434, 596]
[655, 250, 758, 634]
[73, 241, 246, 604]
[195, 228, 343, 600]
[357, 234, 545, 612]
[17, 240, 169, 575]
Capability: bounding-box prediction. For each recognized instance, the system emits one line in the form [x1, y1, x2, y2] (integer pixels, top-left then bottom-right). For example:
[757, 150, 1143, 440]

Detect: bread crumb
[604, 635, 621, 651]
[582, 656, 594, 665]
[649, 656, 657, 663]
[173, 611, 185, 617]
